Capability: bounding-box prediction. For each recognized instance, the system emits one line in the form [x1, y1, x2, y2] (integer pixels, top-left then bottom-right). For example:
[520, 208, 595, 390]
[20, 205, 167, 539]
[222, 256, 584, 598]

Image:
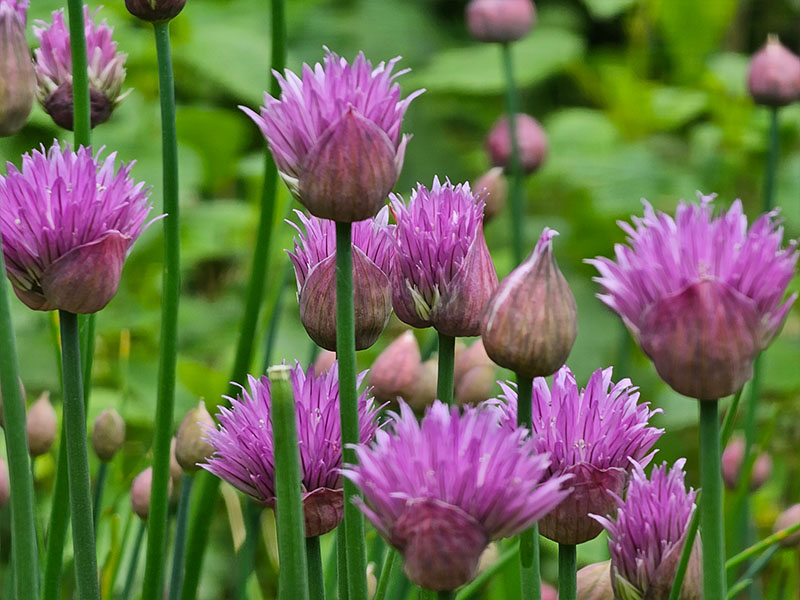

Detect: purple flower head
[588, 195, 798, 401]
[203, 362, 381, 537]
[287, 207, 394, 350]
[1, 0, 36, 137]
[496, 366, 663, 545]
[0, 141, 153, 313]
[243, 50, 423, 222]
[0, 0, 27, 25]
[34, 7, 127, 130]
[343, 400, 570, 591]
[591, 460, 702, 600]
[391, 177, 499, 337]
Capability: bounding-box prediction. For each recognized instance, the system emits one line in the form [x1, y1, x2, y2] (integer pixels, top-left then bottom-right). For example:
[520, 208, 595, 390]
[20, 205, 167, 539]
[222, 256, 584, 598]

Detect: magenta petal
[762, 292, 797, 348]
[40, 231, 127, 314]
[638, 279, 761, 401]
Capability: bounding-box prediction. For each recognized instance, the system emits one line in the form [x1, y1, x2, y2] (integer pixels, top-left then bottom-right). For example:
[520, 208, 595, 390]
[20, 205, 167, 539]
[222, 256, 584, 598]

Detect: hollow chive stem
[235, 499, 262, 600]
[307, 536, 325, 600]
[269, 365, 310, 600]
[699, 400, 726, 600]
[122, 521, 146, 600]
[168, 474, 194, 600]
[337, 527, 350, 600]
[437, 333, 456, 404]
[66, 0, 91, 145]
[335, 221, 369, 600]
[0, 235, 39, 599]
[515, 374, 541, 600]
[93, 461, 109, 531]
[558, 543, 577, 600]
[59, 311, 100, 600]
[373, 549, 399, 600]
[500, 42, 524, 266]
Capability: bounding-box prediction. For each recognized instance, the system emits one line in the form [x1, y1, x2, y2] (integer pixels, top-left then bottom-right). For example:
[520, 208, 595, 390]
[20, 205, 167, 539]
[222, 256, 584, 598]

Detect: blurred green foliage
[1, 0, 800, 597]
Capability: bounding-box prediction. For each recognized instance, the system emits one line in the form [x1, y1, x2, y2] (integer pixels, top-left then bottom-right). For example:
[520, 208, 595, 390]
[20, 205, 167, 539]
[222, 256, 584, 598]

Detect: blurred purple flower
[390, 177, 498, 337]
[287, 207, 394, 350]
[588, 195, 798, 400]
[591, 460, 702, 600]
[0, 141, 152, 313]
[496, 366, 662, 545]
[343, 400, 570, 591]
[243, 50, 423, 222]
[33, 6, 127, 129]
[203, 362, 380, 537]
[0, 0, 26, 22]
[0, 0, 36, 136]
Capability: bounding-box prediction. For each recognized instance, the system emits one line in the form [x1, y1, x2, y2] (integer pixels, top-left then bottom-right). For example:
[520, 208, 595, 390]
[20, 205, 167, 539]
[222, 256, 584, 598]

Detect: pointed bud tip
[466, 0, 537, 44]
[92, 408, 126, 462]
[175, 401, 216, 473]
[748, 34, 800, 107]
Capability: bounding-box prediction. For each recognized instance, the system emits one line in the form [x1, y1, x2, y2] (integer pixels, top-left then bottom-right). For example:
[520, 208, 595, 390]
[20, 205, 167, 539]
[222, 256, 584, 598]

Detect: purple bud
[577, 561, 614, 600]
[473, 168, 507, 222]
[41, 82, 115, 130]
[482, 229, 577, 378]
[0, 458, 9, 508]
[455, 365, 497, 406]
[541, 582, 557, 600]
[486, 113, 547, 175]
[27, 391, 57, 457]
[721, 434, 772, 491]
[369, 331, 422, 405]
[131, 467, 152, 520]
[91, 408, 126, 462]
[748, 35, 800, 107]
[314, 350, 336, 374]
[125, 0, 186, 22]
[0, 0, 36, 136]
[774, 504, 800, 548]
[466, 0, 536, 43]
[175, 402, 215, 473]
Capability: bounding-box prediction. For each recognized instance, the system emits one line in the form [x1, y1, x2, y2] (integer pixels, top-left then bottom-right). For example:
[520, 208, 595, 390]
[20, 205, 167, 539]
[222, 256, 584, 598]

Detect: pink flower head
[243, 50, 423, 222]
[34, 6, 127, 129]
[588, 195, 798, 400]
[203, 363, 381, 537]
[390, 177, 498, 337]
[0, 0, 27, 25]
[496, 366, 663, 545]
[287, 207, 394, 350]
[591, 460, 702, 600]
[0, 141, 153, 313]
[343, 400, 570, 591]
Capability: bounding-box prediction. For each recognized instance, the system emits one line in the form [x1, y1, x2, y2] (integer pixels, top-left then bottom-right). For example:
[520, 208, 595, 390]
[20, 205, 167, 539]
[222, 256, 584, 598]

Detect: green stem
[558, 544, 577, 600]
[0, 235, 39, 600]
[59, 311, 100, 600]
[235, 499, 262, 600]
[141, 20, 182, 600]
[93, 461, 108, 532]
[699, 400, 726, 600]
[763, 107, 780, 212]
[732, 544, 779, 595]
[269, 365, 310, 600]
[337, 526, 350, 600]
[306, 536, 325, 600]
[455, 542, 519, 600]
[720, 389, 743, 449]
[122, 521, 146, 600]
[168, 474, 194, 600]
[66, 0, 91, 144]
[336, 221, 369, 600]
[374, 549, 399, 600]
[726, 520, 800, 570]
[437, 333, 456, 404]
[515, 374, 540, 600]
[262, 262, 293, 372]
[42, 432, 69, 600]
[500, 42, 524, 265]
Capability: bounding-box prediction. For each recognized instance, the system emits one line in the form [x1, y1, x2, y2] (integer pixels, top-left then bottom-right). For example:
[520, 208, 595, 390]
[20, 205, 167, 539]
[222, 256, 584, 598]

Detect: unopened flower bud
[774, 503, 800, 548]
[408, 359, 438, 412]
[314, 350, 336, 374]
[747, 35, 800, 107]
[125, 0, 186, 22]
[169, 437, 183, 485]
[369, 331, 422, 405]
[541, 582, 557, 600]
[482, 229, 577, 378]
[721, 434, 772, 491]
[0, 1, 36, 136]
[455, 365, 497, 406]
[486, 113, 547, 175]
[473, 168, 507, 222]
[577, 561, 614, 600]
[454, 339, 493, 384]
[466, 0, 536, 44]
[0, 458, 9, 508]
[131, 467, 154, 520]
[27, 391, 57, 457]
[91, 408, 125, 462]
[175, 401, 215, 473]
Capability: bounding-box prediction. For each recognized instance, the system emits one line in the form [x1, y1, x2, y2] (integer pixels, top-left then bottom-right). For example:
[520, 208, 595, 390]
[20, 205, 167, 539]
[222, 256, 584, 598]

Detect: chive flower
[0, 0, 36, 136]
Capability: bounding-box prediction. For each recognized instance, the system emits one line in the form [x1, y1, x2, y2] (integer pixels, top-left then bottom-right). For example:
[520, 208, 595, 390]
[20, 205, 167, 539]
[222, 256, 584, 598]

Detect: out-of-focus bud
[577, 561, 614, 600]
[454, 338, 493, 384]
[465, 0, 536, 44]
[774, 503, 800, 548]
[455, 364, 496, 406]
[747, 35, 800, 107]
[473, 168, 507, 222]
[124, 0, 186, 22]
[314, 350, 336, 374]
[175, 401, 215, 473]
[486, 113, 547, 175]
[0, 0, 36, 136]
[169, 437, 182, 485]
[366, 562, 377, 600]
[369, 331, 422, 405]
[0, 376, 26, 428]
[541, 582, 557, 600]
[407, 358, 438, 412]
[91, 408, 125, 462]
[0, 458, 9, 508]
[721, 434, 772, 491]
[27, 391, 57, 457]
[131, 466, 172, 520]
[482, 229, 577, 378]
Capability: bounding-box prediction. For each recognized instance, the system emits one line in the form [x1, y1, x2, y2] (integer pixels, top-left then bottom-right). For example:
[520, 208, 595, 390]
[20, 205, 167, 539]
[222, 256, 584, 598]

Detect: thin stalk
[122, 521, 146, 600]
[668, 505, 700, 600]
[726, 578, 752, 600]
[262, 262, 293, 372]
[59, 311, 100, 600]
[0, 234, 39, 599]
[269, 365, 310, 600]
[558, 544, 577, 600]
[168, 474, 194, 600]
[437, 333, 456, 404]
[763, 107, 780, 212]
[455, 542, 520, 600]
[337, 527, 350, 600]
[93, 461, 108, 532]
[66, 0, 91, 145]
[726, 520, 800, 570]
[515, 374, 540, 600]
[336, 222, 369, 600]
[179, 0, 286, 595]
[500, 42, 524, 265]
[306, 536, 325, 600]
[730, 544, 780, 595]
[374, 549, 399, 600]
[699, 400, 726, 600]
[720, 389, 743, 449]
[141, 19, 182, 600]
[235, 499, 262, 600]
[42, 433, 70, 600]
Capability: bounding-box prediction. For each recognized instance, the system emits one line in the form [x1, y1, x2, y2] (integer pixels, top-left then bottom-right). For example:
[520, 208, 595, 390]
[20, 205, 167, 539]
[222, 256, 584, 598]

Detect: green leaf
[580, 0, 638, 20]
